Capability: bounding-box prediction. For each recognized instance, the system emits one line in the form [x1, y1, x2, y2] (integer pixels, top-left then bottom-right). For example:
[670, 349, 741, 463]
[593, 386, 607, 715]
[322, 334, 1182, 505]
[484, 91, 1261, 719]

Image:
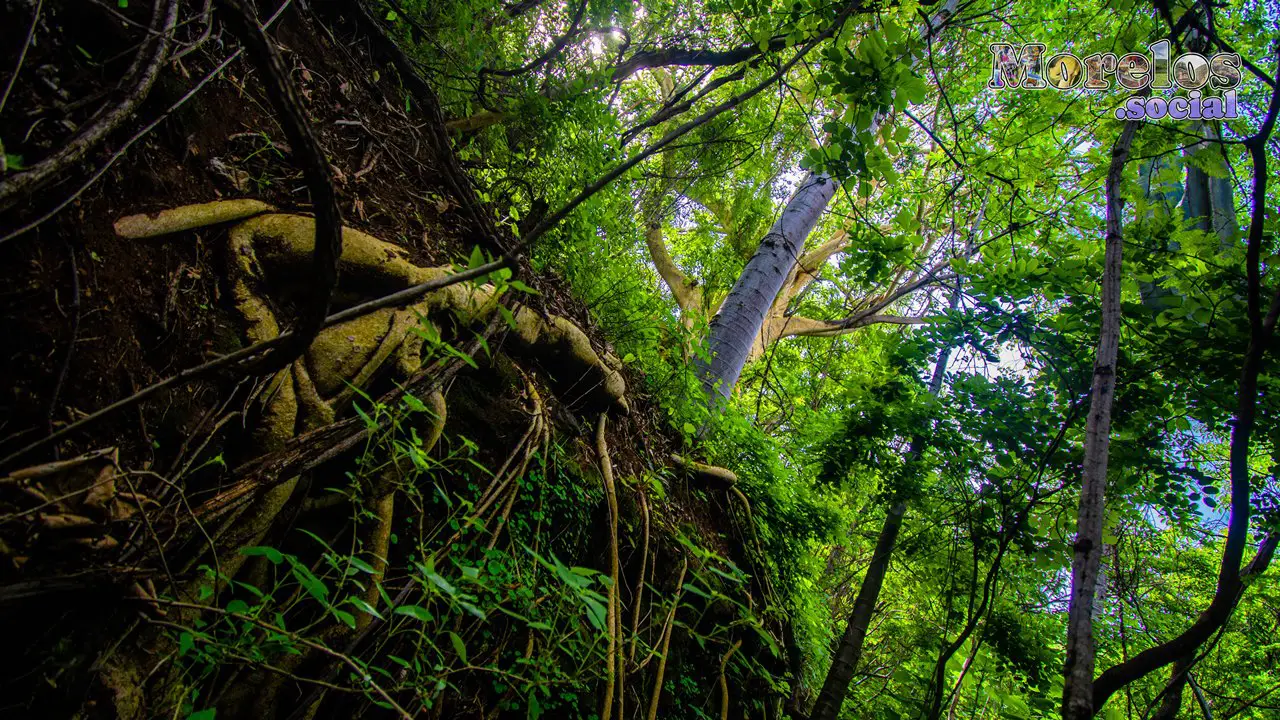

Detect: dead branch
[0, 0, 44, 116]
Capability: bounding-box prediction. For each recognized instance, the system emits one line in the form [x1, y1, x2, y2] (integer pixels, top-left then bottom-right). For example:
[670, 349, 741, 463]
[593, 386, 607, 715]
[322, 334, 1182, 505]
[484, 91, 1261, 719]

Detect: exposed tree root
[74, 196, 638, 716]
[719, 638, 743, 720]
[113, 199, 275, 239]
[645, 554, 688, 720]
[596, 413, 622, 720]
[671, 453, 738, 489]
[629, 487, 651, 665]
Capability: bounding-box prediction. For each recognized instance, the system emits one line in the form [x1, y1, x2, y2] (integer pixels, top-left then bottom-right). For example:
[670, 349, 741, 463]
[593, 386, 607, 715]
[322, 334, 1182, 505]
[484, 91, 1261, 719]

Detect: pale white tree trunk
[700, 0, 957, 399]
[704, 170, 838, 397]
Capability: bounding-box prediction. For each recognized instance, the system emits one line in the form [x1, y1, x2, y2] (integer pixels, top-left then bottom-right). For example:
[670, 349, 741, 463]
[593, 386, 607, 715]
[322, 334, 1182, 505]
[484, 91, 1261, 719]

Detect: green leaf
[583, 597, 608, 632]
[458, 601, 487, 621]
[241, 546, 284, 564]
[426, 571, 457, 596]
[347, 597, 384, 621]
[332, 608, 357, 629]
[394, 605, 433, 622]
[448, 631, 468, 663]
[288, 558, 329, 604]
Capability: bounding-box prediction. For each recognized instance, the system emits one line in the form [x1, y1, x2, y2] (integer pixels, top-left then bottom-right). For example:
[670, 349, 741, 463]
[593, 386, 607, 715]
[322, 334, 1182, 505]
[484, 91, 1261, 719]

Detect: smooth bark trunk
[700, 0, 957, 399]
[1061, 119, 1138, 720]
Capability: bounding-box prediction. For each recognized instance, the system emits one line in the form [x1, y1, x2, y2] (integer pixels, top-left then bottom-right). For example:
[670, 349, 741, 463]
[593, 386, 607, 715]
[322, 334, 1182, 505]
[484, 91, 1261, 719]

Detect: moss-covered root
[358, 390, 446, 630]
[514, 309, 630, 414]
[114, 199, 275, 238]
[117, 203, 629, 414]
[670, 453, 738, 489]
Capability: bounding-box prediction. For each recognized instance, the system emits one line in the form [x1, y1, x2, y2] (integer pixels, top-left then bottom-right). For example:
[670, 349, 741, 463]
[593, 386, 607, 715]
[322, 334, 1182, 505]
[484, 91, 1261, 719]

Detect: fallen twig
[0, 1, 297, 246]
[0, 0, 44, 116]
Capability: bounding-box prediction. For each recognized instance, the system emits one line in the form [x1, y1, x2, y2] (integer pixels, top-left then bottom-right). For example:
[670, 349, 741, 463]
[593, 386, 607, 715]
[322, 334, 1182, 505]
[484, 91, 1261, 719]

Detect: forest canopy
[0, 0, 1278, 718]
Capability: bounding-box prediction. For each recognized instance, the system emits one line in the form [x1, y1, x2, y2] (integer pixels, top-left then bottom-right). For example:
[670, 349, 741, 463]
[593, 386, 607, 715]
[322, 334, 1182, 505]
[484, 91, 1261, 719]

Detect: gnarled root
[116, 202, 630, 415]
[670, 454, 738, 489]
[114, 200, 275, 238]
[359, 390, 447, 630]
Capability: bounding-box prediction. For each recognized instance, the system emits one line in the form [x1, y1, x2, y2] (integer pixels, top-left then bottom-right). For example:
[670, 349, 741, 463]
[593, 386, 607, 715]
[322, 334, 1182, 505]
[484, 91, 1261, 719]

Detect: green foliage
[169, 0, 1280, 716]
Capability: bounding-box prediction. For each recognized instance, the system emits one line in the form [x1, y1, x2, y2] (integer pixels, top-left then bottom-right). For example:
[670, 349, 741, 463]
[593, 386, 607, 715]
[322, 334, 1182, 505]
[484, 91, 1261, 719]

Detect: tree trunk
[807, 498, 907, 720]
[1060, 119, 1138, 720]
[807, 291, 959, 720]
[703, 171, 838, 398]
[700, 0, 957, 400]
[1150, 655, 1196, 720]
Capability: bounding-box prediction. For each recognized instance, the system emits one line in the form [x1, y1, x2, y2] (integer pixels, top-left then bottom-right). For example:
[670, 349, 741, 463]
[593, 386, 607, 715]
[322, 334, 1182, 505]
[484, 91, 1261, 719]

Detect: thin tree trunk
[1060, 119, 1139, 720]
[807, 499, 907, 720]
[1150, 655, 1196, 720]
[1086, 78, 1280, 715]
[807, 287, 959, 720]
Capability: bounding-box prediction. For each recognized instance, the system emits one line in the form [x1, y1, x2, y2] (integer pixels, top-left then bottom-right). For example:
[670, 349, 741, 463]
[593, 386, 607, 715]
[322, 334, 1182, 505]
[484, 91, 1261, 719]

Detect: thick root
[359, 390, 446, 629]
[515, 311, 629, 414]
[114, 199, 275, 238]
[671, 454, 738, 489]
[117, 204, 629, 414]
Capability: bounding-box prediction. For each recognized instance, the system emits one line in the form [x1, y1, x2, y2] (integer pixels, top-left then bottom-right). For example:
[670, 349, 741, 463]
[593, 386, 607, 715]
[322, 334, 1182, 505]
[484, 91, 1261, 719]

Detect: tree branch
[612, 35, 788, 83]
[483, 0, 588, 77]
[215, 0, 342, 373]
[522, 2, 863, 246]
